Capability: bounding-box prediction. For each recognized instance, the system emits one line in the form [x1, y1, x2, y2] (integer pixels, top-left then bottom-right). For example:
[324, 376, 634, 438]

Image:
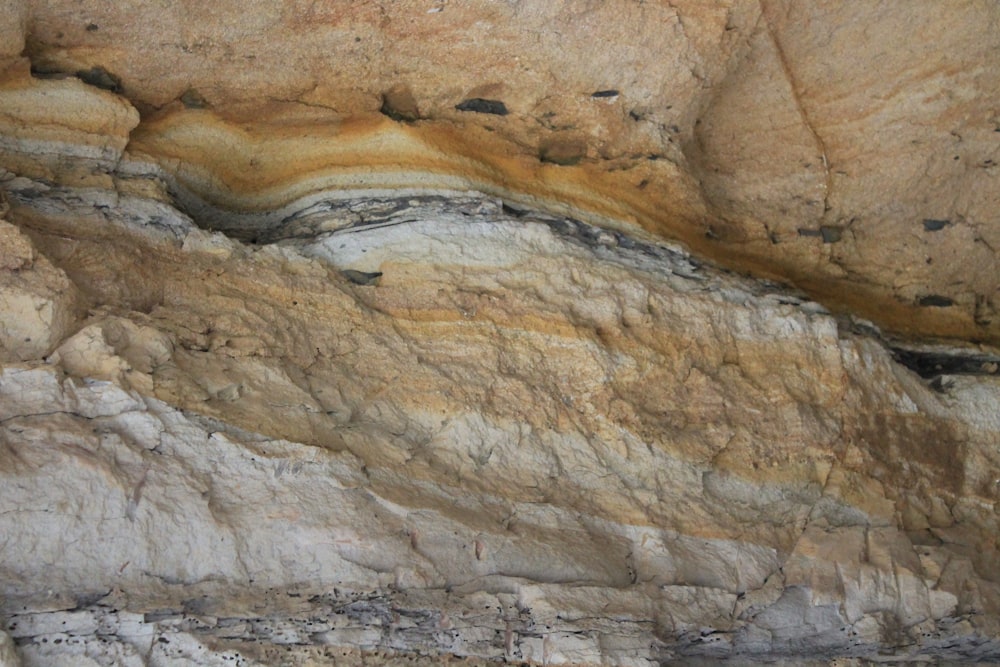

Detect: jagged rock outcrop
[1, 1, 999, 665]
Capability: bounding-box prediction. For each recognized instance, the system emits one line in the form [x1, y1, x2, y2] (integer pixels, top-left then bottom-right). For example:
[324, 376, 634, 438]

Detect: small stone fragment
[922, 218, 950, 231]
[28, 64, 69, 80]
[918, 295, 955, 307]
[819, 226, 843, 243]
[180, 88, 208, 109]
[76, 66, 122, 93]
[340, 269, 382, 286]
[455, 98, 508, 116]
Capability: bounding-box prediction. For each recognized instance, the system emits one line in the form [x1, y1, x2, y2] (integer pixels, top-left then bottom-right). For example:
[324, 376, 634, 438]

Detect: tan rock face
[7, 0, 999, 343]
[1, 1, 1000, 665]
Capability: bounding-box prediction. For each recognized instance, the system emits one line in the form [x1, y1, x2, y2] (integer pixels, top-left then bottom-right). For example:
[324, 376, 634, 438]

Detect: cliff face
[1, 2, 999, 665]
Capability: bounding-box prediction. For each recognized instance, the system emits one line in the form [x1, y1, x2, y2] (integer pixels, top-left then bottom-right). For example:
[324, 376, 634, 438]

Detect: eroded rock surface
[5, 0, 1000, 342]
[1, 1, 1000, 665]
[2, 169, 1000, 664]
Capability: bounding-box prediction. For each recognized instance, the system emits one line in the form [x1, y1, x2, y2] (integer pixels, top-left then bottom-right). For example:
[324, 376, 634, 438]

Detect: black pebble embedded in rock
[819, 226, 843, 243]
[76, 66, 122, 93]
[918, 294, 955, 307]
[29, 64, 68, 80]
[86, 23, 99, 31]
[341, 269, 383, 286]
[891, 347, 1000, 379]
[922, 218, 950, 232]
[591, 89, 620, 98]
[180, 88, 208, 109]
[455, 98, 508, 116]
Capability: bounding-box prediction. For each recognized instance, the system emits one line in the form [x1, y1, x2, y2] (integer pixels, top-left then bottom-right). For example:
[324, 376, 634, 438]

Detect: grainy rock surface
[1, 1, 1000, 665]
[2, 175, 1000, 664]
[7, 0, 1000, 342]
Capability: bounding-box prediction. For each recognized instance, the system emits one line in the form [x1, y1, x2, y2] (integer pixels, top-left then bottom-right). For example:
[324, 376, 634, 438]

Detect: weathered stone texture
[2, 176, 999, 663]
[1, 1, 1000, 665]
[7, 0, 1000, 341]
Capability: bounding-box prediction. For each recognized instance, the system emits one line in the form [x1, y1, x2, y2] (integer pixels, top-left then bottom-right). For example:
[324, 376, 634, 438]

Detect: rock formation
[1, 1, 999, 665]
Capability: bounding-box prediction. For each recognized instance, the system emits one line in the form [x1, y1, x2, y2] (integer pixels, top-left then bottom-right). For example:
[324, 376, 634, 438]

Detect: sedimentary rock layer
[2, 163, 1000, 663]
[3, 0, 1000, 343]
[2, 1, 1000, 665]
